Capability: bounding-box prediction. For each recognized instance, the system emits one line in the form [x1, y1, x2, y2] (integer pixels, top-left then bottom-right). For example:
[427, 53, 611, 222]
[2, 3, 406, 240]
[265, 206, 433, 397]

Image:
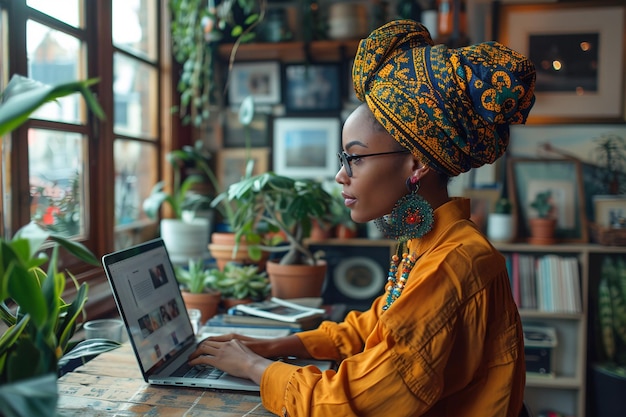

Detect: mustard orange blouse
[260, 198, 525, 416]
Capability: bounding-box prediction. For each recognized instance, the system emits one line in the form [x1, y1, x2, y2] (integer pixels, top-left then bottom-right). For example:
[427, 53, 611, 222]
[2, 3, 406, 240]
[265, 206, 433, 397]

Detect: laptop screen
[103, 239, 196, 376]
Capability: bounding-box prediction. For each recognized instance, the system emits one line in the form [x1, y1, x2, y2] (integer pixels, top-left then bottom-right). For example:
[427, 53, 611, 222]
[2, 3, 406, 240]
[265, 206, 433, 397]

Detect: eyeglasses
[337, 150, 410, 177]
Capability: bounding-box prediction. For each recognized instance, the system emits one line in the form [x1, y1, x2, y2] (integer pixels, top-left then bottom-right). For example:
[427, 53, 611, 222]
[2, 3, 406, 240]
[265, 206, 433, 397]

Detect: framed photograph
[462, 188, 502, 233]
[498, 3, 625, 123]
[228, 61, 281, 106]
[508, 158, 588, 243]
[223, 109, 270, 148]
[283, 63, 342, 112]
[593, 195, 626, 228]
[217, 147, 270, 191]
[273, 117, 341, 179]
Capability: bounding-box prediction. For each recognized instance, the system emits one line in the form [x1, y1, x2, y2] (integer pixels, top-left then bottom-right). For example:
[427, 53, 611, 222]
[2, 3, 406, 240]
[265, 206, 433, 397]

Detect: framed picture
[273, 117, 341, 179]
[462, 188, 502, 233]
[228, 61, 281, 106]
[217, 147, 270, 191]
[508, 158, 588, 243]
[223, 109, 270, 148]
[283, 63, 342, 112]
[498, 3, 625, 123]
[593, 195, 626, 228]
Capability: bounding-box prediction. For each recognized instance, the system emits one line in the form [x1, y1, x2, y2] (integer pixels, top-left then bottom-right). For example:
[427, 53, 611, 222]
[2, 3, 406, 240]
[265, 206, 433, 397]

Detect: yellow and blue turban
[353, 20, 536, 177]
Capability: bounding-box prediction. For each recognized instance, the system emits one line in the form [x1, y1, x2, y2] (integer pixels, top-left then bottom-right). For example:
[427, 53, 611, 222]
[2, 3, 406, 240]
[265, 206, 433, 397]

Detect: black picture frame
[283, 63, 342, 113]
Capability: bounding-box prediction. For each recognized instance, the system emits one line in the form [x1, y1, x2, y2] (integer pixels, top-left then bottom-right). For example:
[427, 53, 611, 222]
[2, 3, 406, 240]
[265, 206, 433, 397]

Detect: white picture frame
[273, 117, 341, 180]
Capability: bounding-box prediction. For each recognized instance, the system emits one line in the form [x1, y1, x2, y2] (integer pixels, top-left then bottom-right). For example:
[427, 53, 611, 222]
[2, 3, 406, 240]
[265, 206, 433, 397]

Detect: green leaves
[0, 75, 104, 136]
[0, 222, 102, 384]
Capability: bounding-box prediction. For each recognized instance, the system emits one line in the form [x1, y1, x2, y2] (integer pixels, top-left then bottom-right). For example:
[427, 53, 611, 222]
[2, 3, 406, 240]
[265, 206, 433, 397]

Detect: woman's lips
[342, 192, 357, 207]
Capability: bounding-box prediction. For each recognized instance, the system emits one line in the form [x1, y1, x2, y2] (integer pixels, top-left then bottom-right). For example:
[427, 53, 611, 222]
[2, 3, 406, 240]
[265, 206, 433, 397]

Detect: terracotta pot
[266, 259, 327, 299]
[181, 290, 222, 323]
[208, 232, 268, 271]
[528, 217, 557, 245]
[309, 220, 333, 241]
[336, 224, 358, 239]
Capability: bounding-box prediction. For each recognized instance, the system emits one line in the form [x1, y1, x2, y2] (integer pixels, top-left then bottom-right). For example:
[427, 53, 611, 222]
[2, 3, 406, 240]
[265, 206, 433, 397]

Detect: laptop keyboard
[173, 363, 225, 380]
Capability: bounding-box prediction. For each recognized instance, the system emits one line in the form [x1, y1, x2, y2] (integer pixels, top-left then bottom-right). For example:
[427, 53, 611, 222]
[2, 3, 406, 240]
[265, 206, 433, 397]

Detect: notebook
[102, 238, 333, 392]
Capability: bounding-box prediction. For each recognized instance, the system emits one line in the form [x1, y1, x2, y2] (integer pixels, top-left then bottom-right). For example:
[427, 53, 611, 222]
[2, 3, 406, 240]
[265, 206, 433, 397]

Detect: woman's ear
[412, 160, 430, 181]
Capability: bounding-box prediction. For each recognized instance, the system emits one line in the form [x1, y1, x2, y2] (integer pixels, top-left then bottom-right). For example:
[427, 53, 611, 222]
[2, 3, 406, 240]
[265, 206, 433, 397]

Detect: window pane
[29, 129, 86, 238]
[27, 20, 83, 124]
[112, 0, 157, 61]
[115, 139, 157, 225]
[114, 53, 158, 138]
[26, 0, 81, 28]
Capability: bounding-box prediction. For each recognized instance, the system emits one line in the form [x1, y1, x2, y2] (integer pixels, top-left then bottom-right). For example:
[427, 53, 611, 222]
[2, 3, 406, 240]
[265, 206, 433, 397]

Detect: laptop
[102, 238, 332, 391]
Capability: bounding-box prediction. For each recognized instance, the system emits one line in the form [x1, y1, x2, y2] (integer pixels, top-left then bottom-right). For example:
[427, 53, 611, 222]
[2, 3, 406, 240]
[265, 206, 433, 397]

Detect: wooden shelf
[218, 39, 361, 63]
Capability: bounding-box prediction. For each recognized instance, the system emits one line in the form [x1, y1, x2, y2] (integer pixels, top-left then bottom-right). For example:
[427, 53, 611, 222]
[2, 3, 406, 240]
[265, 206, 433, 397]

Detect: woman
[190, 20, 536, 416]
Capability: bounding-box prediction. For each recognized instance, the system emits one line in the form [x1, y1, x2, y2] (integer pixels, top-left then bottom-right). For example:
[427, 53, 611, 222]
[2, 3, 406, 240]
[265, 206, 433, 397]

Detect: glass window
[27, 20, 83, 124]
[29, 129, 86, 237]
[26, 0, 81, 27]
[114, 52, 159, 138]
[114, 139, 157, 225]
[112, 0, 157, 61]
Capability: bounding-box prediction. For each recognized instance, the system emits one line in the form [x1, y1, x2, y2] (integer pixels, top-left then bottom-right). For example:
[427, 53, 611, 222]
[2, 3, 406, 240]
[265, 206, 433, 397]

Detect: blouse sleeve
[260, 330, 429, 416]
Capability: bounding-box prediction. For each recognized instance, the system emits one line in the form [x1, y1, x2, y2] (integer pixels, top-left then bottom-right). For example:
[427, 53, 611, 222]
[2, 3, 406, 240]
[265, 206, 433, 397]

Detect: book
[232, 297, 326, 323]
[208, 313, 319, 331]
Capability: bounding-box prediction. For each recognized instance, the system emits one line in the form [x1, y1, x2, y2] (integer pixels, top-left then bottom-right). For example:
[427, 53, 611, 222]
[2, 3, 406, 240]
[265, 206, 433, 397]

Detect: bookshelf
[494, 242, 626, 417]
[304, 238, 626, 416]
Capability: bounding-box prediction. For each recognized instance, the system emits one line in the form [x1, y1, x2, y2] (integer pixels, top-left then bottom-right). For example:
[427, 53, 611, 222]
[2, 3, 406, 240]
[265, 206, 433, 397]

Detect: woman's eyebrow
[345, 140, 369, 152]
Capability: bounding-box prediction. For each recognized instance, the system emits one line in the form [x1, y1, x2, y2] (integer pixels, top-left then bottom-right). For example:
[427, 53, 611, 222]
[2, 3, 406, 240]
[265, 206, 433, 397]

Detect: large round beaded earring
[374, 176, 434, 242]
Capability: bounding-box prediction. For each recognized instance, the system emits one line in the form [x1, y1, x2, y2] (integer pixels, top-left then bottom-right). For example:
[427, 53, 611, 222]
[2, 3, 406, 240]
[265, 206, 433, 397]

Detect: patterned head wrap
[353, 20, 536, 177]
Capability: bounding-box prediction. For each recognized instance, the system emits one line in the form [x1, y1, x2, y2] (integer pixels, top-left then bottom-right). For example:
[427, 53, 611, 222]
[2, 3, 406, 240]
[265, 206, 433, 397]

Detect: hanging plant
[169, 0, 264, 127]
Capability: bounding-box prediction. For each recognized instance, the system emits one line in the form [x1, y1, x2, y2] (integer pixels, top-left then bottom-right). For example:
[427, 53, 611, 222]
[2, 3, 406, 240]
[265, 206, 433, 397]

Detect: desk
[57, 343, 274, 416]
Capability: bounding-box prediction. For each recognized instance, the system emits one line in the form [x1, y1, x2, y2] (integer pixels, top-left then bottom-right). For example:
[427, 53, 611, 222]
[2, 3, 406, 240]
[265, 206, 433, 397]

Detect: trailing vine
[169, 0, 263, 126]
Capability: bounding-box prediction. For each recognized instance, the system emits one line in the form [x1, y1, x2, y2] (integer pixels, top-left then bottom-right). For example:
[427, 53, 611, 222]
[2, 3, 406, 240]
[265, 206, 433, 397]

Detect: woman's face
[336, 105, 416, 223]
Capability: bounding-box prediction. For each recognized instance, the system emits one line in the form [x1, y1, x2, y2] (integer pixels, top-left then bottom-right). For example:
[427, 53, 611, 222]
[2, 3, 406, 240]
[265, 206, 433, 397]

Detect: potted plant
[174, 258, 222, 323]
[591, 255, 626, 416]
[487, 197, 515, 243]
[0, 74, 120, 417]
[214, 263, 270, 308]
[225, 171, 335, 299]
[527, 190, 557, 245]
[143, 140, 218, 264]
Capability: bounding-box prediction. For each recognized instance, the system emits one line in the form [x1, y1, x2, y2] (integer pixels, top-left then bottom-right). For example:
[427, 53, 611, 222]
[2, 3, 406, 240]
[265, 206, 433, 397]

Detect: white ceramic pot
[160, 218, 210, 264]
[487, 213, 514, 243]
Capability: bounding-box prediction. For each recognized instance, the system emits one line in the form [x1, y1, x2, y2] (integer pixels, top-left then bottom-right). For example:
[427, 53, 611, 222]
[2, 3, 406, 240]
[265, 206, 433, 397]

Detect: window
[0, 0, 171, 317]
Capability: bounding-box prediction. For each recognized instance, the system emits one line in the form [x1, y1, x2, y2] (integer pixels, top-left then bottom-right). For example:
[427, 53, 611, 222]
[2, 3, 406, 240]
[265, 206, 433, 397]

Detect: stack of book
[206, 297, 333, 332]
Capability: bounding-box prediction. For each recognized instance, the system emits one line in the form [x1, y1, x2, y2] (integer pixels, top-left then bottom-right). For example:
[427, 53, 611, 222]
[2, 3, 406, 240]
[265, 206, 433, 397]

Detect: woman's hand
[189, 336, 272, 384]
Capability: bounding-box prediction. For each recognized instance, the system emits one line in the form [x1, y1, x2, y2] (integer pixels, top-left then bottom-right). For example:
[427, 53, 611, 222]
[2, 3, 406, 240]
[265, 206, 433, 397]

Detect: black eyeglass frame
[337, 150, 410, 177]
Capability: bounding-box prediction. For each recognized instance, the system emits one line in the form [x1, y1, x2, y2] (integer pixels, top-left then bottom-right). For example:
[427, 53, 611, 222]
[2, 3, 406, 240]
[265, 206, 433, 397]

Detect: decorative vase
[528, 217, 557, 245]
[181, 290, 222, 324]
[160, 218, 210, 264]
[266, 259, 327, 299]
[487, 213, 515, 243]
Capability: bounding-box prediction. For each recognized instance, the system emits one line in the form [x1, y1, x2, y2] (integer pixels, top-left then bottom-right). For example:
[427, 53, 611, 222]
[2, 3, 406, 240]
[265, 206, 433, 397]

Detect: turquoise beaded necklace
[382, 250, 418, 311]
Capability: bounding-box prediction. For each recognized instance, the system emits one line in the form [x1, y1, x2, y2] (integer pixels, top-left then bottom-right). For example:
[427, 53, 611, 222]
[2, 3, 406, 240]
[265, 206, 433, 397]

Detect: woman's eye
[350, 155, 363, 163]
